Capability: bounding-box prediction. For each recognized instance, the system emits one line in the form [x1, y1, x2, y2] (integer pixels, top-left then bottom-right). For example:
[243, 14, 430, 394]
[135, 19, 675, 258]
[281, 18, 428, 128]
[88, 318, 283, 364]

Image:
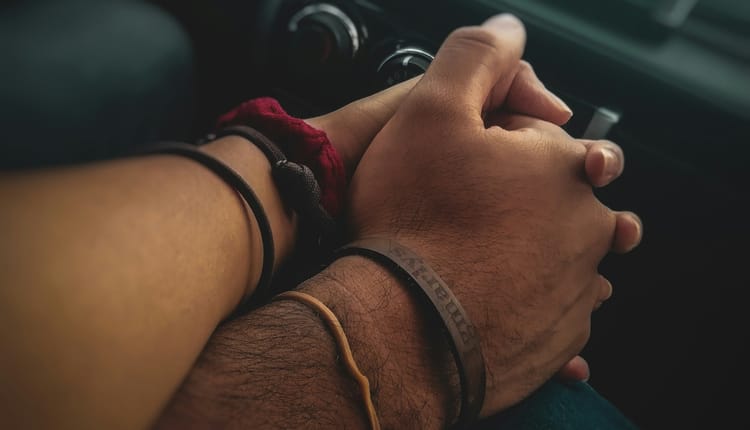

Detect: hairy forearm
[0, 137, 295, 429]
[156, 256, 459, 430]
[156, 293, 370, 429]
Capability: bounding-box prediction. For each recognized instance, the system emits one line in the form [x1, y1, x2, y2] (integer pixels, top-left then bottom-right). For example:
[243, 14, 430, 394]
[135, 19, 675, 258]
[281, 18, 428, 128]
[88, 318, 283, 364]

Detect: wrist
[301, 256, 460, 429]
[201, 136, 297, 302]
[156, 254, 459, 429]
[304, 115, 356, 178]
[216, 98, 347, 218]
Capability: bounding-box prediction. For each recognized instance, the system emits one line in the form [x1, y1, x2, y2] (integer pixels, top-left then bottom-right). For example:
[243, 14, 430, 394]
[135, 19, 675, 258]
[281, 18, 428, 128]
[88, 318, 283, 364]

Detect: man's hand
[307, 15, 640, 385]
[346, 14, 641, 419]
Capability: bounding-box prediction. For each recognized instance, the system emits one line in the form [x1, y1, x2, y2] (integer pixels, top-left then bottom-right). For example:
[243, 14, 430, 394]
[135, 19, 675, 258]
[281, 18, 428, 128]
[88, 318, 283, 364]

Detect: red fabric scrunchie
[216, 97, 346, 218]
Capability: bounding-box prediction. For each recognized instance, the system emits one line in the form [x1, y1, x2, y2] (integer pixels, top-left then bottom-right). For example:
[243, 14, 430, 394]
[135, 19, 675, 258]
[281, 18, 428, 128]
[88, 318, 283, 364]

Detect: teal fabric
[475, 381, 639, 429]
[0, 0, 194, 168]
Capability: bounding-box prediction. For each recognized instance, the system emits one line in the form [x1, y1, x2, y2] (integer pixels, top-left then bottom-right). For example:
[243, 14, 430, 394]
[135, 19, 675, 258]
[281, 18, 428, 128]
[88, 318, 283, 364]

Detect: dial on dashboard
[376, 46, 434, 87]
[282, 1, 435, 91]
[285, 3, 361, 72]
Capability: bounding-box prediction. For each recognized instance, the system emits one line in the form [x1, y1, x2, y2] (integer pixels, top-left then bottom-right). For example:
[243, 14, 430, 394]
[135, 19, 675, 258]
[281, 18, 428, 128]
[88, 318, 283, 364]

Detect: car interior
[3, 0, 749, 428]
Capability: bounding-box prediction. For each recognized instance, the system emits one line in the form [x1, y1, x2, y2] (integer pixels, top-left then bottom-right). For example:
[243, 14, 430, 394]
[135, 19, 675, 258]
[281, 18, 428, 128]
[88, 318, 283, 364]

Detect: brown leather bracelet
[334, 238, 486, 428]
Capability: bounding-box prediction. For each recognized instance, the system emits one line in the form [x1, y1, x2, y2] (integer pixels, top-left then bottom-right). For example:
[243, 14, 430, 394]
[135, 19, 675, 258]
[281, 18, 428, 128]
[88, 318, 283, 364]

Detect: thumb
[416, 14, 526, 120]
[306, 76, 420, 177]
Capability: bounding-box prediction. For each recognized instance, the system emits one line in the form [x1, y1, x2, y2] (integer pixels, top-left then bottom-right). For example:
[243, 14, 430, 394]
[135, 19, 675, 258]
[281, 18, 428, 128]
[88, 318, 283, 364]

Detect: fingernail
[619, 213, 643, 253]
[629, 215, 643, 250]
[483, 13, 523, 30]
[547, 88, 573, 117]
[601, 147, 620, 181]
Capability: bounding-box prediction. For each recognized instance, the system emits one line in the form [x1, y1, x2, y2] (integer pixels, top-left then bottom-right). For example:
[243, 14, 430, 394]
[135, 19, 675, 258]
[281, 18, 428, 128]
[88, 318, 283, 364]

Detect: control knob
[377, 47, 434, 87]
[286, 3, 361, 70]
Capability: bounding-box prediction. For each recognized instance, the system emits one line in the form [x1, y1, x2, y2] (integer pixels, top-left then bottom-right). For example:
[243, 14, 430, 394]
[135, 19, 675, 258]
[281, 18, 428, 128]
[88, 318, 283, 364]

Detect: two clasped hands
[159, 13, 642, 429]
[0, 13, 642, 430]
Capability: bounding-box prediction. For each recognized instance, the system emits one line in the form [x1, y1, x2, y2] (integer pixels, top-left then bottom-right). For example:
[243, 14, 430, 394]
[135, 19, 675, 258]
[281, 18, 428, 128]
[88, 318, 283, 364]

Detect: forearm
[0, 136, 295, 429]
[156, 256, 459, 430]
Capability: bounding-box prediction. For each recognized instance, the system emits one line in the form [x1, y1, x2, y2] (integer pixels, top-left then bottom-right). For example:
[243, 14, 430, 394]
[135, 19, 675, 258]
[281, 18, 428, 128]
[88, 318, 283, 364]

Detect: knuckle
[575, 324, 592, 353]
[506, 116, 570, 142]
[408, 80, 473, 122]
[515, 127, 546, 148]
[447, 26, 503, 60]
[576, 200, 617, 259]
[519, 60, 534, 73]
[502, 114, 542, 132]
[595, 204, 618, 250]
[407, 84, 445, 114]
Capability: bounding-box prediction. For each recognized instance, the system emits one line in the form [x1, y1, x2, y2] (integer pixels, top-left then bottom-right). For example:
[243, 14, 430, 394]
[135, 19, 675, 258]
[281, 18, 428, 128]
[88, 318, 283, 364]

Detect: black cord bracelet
[133, 142, 275, 309]
[207, 126, 338, 251]
[335, 238, 486, 429]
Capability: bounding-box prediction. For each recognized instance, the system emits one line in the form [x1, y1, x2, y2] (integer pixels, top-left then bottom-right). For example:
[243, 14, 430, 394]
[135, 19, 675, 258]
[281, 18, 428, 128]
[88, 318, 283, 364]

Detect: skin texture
[156, 256, 457, 430]
[0, 137, 298, 429]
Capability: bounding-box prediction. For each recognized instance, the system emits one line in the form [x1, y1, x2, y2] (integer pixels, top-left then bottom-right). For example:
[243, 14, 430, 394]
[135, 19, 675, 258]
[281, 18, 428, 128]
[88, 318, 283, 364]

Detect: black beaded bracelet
[133, 142, 275, 309]
[335, 238, 486, 429]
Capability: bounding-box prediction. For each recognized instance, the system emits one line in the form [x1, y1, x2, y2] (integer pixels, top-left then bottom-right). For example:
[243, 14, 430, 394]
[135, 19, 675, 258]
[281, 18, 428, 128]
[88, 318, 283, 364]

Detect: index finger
[416, 14, 526, 119]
